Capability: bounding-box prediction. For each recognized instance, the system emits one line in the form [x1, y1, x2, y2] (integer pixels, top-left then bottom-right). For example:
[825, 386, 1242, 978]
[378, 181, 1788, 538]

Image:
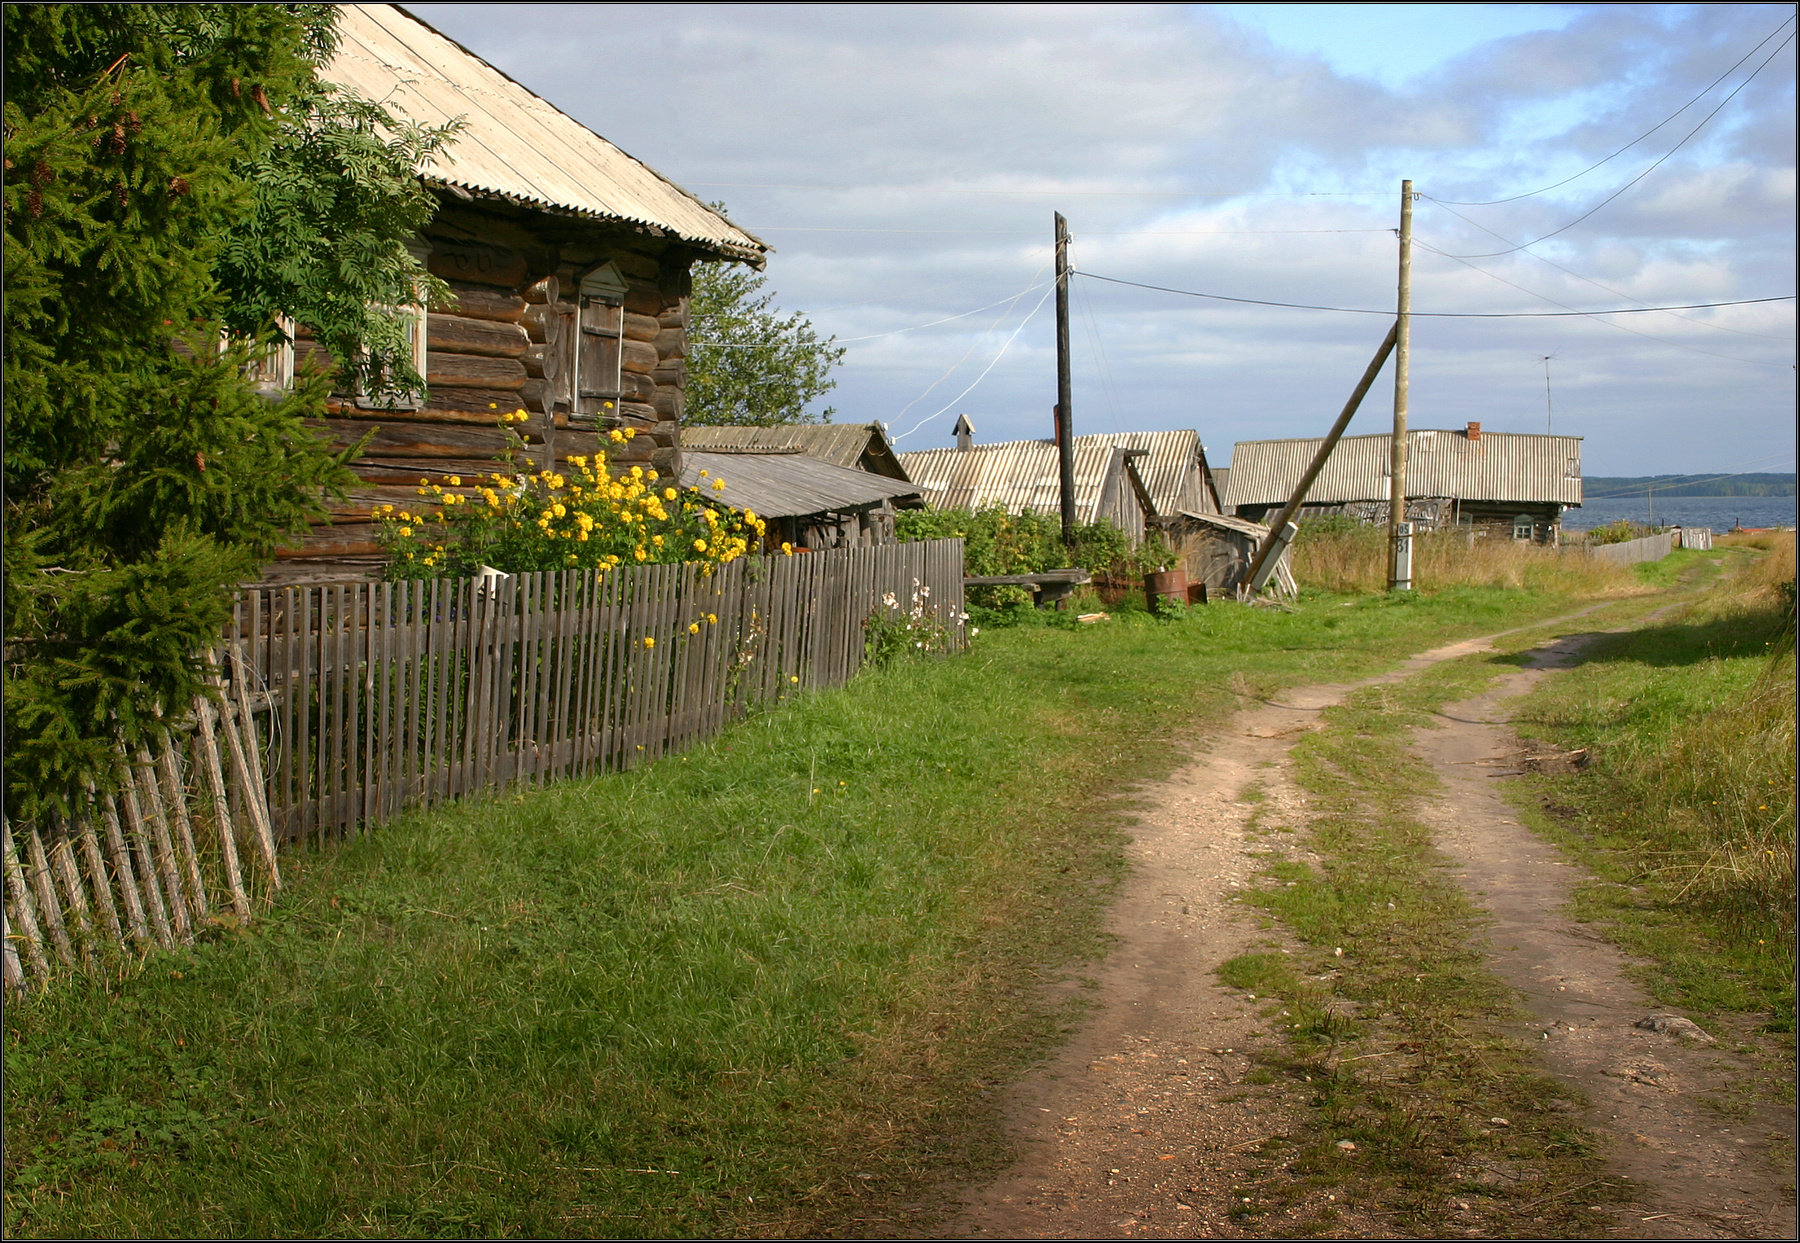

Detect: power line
[1411, 236, 1795, 367]
[1439, 29, 1797, 259]
[891, 282, 1058, 443]
[1423, 197, 1798, 342]
[686, 181, 1389, 198]
[1433, 14, 1797, 207]
[742, 225, 1390, 235]
[1073, 269, 1795, 318]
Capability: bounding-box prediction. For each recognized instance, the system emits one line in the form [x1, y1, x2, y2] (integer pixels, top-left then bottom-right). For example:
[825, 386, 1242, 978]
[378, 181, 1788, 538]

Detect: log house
[265, 4, 767, 582]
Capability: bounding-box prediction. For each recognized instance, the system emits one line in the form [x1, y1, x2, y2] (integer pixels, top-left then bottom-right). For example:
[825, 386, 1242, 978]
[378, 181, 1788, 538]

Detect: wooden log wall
[275, 211, 697, 581]
[226, 541, 965, 844]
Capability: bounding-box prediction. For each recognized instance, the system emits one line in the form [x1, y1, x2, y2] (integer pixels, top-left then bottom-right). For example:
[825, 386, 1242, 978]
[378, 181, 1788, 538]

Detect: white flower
[970, 627, 980, 636]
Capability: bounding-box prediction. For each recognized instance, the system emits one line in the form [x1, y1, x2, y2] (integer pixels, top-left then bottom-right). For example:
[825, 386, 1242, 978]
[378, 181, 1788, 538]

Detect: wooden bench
[964, 569, 1092, 609]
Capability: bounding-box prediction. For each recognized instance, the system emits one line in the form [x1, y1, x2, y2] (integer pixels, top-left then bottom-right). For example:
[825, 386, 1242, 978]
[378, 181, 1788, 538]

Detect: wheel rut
[938, 611, 1794, 1240]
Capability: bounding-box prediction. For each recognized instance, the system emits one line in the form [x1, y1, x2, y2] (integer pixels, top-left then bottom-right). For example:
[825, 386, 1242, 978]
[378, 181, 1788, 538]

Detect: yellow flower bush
[374, 412, 768, 580]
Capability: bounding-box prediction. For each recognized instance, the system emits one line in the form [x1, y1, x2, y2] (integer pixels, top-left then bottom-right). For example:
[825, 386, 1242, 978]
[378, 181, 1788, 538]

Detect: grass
[1290, 518, 1641, 597]
[5, 570, 1639, 1238]
[1219, 657, 1625, 1238]
[1502, 536, 1796, 1036]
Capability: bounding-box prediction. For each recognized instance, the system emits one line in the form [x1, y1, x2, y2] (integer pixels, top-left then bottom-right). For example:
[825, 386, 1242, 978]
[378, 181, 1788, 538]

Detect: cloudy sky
[408, 2, 1795, 474]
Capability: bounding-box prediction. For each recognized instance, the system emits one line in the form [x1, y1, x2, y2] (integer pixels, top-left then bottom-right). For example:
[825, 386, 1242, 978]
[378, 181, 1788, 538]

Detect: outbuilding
[680, 451, 922, 550]
[1223, 424, 1582, 542]
[896, 438, 1154, 543]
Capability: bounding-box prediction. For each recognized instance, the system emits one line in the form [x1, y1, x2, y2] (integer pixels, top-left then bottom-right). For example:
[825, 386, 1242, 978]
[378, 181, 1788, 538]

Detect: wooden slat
[133, 747, 193, 942]
[93, 790, 151, 948]
[25, 826, 75, 966]
[2, 824, 52, 979]
[190, 702, 252, 918]
[71, 800, 124, 951]
[114, 756, 175, 950]
[45, 818, 95, 967]
[154, 728, 209, 920]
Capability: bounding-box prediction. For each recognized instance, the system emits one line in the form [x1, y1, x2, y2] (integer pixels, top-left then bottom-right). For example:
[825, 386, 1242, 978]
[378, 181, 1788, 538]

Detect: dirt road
[942, 621, 1796, 1240]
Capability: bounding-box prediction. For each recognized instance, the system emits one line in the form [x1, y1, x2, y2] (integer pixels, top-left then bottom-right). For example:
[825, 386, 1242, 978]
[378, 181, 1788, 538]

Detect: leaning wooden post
[1243, 321, 1399, 598]
[190, 697, 252, 919]
[2, 823, 52, 980]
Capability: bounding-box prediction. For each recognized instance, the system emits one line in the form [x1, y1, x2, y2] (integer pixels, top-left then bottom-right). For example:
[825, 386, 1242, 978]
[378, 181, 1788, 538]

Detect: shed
[895, 439, 1152, 543]
[267, 3, 768, 581]
[1223, 425, 1582, 540]
[1157, 511, 1296, 599]
[679, 452, 922, 550]
[680, 423, 912, 482]
[1072, 429, 1222, 516]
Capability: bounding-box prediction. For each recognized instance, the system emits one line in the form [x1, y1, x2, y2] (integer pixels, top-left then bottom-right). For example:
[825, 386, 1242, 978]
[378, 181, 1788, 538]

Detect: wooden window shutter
[571, 262, 625, 432]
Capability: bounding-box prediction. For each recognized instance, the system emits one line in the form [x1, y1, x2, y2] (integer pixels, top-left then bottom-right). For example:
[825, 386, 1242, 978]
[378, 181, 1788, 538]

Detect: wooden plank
[298, 587, 315, 842]
[115, 753, 175, 950]
[133, 747, 193, 943]
[154, 727, 209, 920]
[45, 817, 95, 968]
[26, 826, 75, 966]
[2, 824, 52, 978]
[189, 702, 251, 919]
[225, 666, 281, 890]
[92, 789, 151, 948]
[71, 800, 124, 952]
[374, 581, 393, 823]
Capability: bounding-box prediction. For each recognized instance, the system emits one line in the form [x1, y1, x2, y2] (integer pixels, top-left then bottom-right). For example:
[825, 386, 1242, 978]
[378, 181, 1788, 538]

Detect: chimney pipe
[1466, 421, 1481, 441]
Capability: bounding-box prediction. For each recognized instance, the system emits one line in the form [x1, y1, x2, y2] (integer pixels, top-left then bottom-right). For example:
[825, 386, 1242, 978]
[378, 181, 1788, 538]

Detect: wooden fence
[3, 541, 964, 988]
[225, 540, 966, 844]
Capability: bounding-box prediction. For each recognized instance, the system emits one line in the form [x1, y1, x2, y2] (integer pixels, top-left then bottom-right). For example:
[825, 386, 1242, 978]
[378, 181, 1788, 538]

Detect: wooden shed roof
[680, 424, 912, 481]
[327, 5, 767, 262]
[1073, 429, 1220, 514]
[896, 439, 1143, 526]
[679, 452, 919, 520]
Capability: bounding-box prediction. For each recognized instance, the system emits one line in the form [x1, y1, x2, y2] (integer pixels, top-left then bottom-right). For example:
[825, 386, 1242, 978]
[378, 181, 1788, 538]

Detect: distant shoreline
[1582, 472, 1795, 499]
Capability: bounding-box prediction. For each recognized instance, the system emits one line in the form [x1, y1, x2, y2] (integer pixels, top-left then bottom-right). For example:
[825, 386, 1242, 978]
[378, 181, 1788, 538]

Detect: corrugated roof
[681, 424, 910, 480]
[1224, 430, 1583, 509]
[895, 440, 1129, 526]
[1073, 429, 1216, 515]
[679, 452, 918, 520]
[327, 6, 766, 262]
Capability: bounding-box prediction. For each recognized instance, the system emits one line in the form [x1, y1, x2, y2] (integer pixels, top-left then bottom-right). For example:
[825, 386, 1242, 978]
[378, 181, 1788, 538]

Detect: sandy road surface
[941, 619, 1795, 1240]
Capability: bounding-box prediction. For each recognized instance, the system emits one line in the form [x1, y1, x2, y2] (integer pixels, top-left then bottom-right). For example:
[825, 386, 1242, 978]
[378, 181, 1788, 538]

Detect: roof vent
[953, 413, 976, 451]
[1466, 421, 1482, 441]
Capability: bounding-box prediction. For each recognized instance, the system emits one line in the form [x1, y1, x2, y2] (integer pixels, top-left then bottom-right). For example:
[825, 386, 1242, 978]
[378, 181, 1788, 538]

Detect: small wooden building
[265, 4, 768, 581]
[1157, 511, 1296, 598]
[680, 423, 912, 482]
[1223, 424, 1583, 543]
[896, 438, 1154, 543]
[679, 451, 921, 550]
[1073, 429, 1222, 516]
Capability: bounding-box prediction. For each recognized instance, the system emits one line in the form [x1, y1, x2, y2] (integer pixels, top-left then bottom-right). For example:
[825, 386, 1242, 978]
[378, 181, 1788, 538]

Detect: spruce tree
[3, 5, 454, 819]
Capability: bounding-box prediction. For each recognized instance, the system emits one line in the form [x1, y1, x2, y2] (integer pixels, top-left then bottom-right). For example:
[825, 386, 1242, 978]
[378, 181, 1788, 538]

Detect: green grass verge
[4, 583, 1629, 1239]
[1501, 549, 1795, 1050]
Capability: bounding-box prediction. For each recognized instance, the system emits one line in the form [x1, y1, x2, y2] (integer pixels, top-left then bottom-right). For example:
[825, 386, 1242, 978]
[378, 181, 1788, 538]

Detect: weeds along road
[944, 597, 1796, 1241]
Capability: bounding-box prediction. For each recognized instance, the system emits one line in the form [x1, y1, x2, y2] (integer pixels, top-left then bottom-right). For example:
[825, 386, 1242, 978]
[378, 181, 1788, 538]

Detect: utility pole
[1054, 212, 1075, 546]
[1541, 353, 1555, 435]
[1387, 179, 1414, 591]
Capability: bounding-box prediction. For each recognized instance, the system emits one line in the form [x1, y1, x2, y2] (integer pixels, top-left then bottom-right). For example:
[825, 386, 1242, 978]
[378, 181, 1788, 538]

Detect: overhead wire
[1410, 236, 1795, 367]
[742, 225, 1390, 235]
[1423, 197, 1798, 341]
[685, 182, 1390, 198]
[890, 280, 1058, 443]
[1433, 14, 1797, 206]
[1072, 270, 1794, 318]
[1070, 257, 1130, 435]
[1438, 29, 1797, 259]
[691, 280, 1055, 349]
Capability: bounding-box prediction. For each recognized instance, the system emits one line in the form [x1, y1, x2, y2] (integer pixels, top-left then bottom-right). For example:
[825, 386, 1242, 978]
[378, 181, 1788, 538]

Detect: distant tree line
[1583, 473, 1796, 499]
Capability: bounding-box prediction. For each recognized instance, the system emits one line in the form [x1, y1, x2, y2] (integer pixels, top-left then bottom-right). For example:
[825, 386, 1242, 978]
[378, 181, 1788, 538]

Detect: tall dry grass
[1290, 520, 1637, 596]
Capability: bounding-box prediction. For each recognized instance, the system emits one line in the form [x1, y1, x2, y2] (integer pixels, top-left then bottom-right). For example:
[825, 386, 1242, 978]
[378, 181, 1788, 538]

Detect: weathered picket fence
[224, 539, 964, 844]
[3, 540, 965, 989]
[2, 679, 282, 990]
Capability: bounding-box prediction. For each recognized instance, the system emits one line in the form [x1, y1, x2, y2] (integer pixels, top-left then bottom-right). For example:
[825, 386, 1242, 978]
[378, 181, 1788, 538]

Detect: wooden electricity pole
[1055, 212, 1075, 546]
[1387, 179, 1414, 591]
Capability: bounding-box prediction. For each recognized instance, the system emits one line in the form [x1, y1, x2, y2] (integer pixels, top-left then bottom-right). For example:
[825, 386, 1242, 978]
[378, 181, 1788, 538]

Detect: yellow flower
[781, 542, 793, 555]
[381, 503, 394, 514]
[688, 622, 700, 635]
[634, 547, 647, 560]
[623, 427, 636, 439]
[694, 539, 708, 552]
[707, 613, 717, 624]
[664, 487, 677, 501]
[643, 636, 655, 648]
[744, 509, 756, 523]
[449, 476, 461, 486]
[699, 470, 709, 478]
[712, 479, 727, 491]
[578, 531, 589, 541]
[489, 403, 498, 409]
[652, 535, 664, 547]
[553, 503, 567, 518]
[630, 466, 644, 480]
[399, 526, 412, 537]
[790, 675, 800, 684]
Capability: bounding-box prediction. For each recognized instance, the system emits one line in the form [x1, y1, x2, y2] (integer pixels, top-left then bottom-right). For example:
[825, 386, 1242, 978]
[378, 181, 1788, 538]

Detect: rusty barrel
[1144, 568, 1188, 610]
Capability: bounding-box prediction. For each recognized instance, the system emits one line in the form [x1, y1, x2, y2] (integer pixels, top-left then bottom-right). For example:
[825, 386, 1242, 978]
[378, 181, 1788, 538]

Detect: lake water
[1563, 495, 1797, 532]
